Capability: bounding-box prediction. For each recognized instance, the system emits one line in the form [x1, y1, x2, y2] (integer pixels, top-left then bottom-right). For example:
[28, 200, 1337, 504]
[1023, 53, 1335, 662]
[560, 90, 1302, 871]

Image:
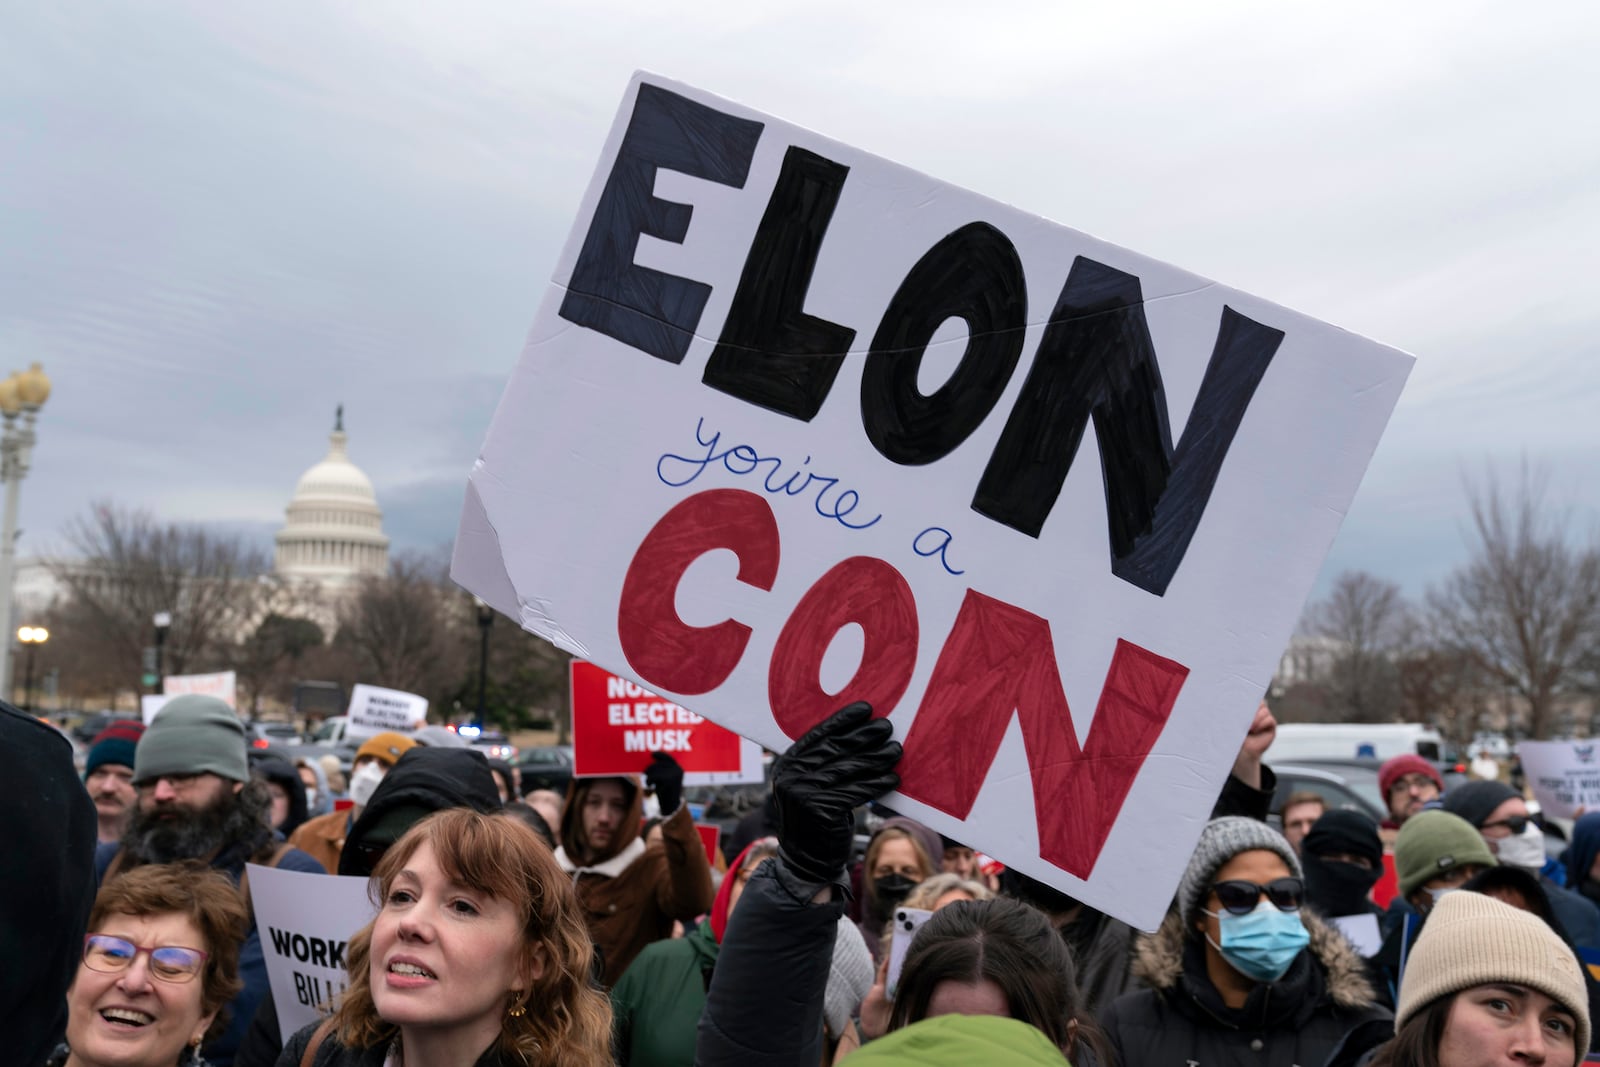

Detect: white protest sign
[247, 864, 375, 1039]
[345, 684, 429, 739]
[1518, 741, 1600, 819]
[163, 670, 237, 709]
[1329, 913, 1383, 957]
[450, 72, 1412, 932]
[140, 694, 172, 724]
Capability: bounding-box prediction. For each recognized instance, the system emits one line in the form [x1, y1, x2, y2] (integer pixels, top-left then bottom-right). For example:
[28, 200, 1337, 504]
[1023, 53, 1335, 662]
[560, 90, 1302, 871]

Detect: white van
[1270, 722, 1445, 762]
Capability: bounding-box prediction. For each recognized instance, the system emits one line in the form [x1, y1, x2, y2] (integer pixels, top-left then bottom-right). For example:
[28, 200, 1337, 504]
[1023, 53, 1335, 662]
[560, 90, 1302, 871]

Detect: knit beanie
[1378, 753, 1444, 799]
[135, 695, 248, 784]
[1178, 816, 1302, 928]
[1397, 890, 1590, 1053]
[85, 720, 146, 778]
[355, 731, 419, 768]
[1303, 809, 1383, 866]
[1395, 810, 1497, 898]
[825, 916, 876, 1040]
[1440, 779, 1519, 829]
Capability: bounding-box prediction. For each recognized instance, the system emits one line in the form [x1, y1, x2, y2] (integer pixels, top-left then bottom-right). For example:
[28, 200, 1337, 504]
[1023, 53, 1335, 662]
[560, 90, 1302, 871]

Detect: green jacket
[610, 917, 719, 1067]
[847, 1015, 1071, 1066]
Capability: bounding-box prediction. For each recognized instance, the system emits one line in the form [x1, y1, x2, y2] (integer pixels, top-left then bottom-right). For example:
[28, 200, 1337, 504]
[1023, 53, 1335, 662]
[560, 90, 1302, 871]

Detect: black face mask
[872, 874, 919, 916]
[1302, 851, 1381, 917]
[1581, 878, 1600, 906]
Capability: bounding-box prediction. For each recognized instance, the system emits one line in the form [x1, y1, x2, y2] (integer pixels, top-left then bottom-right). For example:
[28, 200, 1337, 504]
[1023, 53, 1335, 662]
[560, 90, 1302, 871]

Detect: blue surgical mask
[1204, 901, 1310, 983]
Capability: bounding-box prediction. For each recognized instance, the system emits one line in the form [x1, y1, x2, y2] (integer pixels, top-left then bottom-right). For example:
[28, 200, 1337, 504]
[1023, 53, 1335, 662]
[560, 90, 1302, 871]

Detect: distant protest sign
[1518, 741, 1600, 818]
[571, 660, 763, 784]
[140, 694, 172, 724]
[247, 864, 374, 1039]
[346, 684, 428, 739]
[163, 670, 237, 709]
[450, 72, 1413, 930]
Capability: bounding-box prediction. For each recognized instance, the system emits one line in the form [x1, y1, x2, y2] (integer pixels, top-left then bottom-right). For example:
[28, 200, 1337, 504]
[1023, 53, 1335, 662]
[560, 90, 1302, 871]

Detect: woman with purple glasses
[47, 863, 247, 1067]
[1101, 816, 1393, 1067]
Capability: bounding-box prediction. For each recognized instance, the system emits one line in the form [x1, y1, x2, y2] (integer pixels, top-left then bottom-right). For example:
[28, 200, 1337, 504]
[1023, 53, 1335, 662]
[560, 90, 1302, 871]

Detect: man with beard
[82, 719, 144, 844]
[94, 695, 324, 1067]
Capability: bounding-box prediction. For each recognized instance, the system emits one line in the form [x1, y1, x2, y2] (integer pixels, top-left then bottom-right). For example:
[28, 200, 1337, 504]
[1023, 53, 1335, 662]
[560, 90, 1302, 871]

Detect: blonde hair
[332, 809, 612, 1067]
[903, 872, 994, 911]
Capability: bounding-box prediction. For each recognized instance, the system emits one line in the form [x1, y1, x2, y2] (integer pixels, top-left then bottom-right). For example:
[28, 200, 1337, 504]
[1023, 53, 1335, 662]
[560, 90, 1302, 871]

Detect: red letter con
[617, 489, 779, 695]
[896, 591, 1188, 878]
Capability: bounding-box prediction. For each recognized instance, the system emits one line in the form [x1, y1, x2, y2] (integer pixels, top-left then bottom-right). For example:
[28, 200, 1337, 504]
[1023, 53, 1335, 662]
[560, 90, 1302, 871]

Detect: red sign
[570, 661, 758, 783]
[695, 823, 722, 865]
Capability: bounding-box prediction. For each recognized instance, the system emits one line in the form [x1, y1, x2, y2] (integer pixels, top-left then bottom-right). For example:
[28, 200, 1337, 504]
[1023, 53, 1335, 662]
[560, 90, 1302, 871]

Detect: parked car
[71, 710, 141, 745]
[461, 727, 518, 762]
[251, 720, 303, 747]
[1270, 762, 1387, 827]
[515, 745, 574, 794]
[308, 715, 351, 744]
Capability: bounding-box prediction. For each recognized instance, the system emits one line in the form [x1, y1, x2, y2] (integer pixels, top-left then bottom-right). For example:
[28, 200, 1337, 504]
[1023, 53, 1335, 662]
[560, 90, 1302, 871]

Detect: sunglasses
[1482, 815, 1532, 835]
[1211, 877, 1306, 915]
[83, 934, 208, 983]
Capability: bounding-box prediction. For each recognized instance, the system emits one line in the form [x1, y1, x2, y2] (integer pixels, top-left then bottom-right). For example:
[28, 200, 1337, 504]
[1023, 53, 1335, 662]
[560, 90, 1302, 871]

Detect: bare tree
[1305, 570, 1411, 722]
[333, 553, 469, 704]
[1426, 467, 1600, 740]
[48, 502, 275, 688]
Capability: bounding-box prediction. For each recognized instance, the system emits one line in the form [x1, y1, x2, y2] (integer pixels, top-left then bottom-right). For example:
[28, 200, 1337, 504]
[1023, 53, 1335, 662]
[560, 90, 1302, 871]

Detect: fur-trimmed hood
[1132, 907, 1379, 1010]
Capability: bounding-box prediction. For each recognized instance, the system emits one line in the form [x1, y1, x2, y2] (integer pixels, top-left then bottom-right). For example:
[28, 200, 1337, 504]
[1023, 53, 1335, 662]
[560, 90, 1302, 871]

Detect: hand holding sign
[645, 752, 685, 814]
[774, 702, 901, 886]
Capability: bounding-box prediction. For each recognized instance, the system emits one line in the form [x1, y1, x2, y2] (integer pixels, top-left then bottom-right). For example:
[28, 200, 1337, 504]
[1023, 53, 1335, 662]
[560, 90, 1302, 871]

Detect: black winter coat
[276, 1022, 505, 1067]
[1100, 910, 1392, 1067]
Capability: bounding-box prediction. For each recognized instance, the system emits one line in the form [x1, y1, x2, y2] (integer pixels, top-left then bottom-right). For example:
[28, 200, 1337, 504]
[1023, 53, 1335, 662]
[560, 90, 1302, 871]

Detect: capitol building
[274, 407, 389, 588]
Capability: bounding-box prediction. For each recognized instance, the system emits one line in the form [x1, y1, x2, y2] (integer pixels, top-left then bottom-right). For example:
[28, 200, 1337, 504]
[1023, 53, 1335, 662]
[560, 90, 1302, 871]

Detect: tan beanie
[1397, 890, 1590, 1053]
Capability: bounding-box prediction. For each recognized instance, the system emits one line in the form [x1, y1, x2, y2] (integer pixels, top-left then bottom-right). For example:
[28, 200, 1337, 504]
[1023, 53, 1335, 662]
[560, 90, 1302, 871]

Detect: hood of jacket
[339, 747, 502, 876]
[560, 775, 643, 867]
[1131, 906, 1378, 1012]
[295, 755, 333, 817]
[847, 1014, 1070, 1066]
[254, 756, 310, 838]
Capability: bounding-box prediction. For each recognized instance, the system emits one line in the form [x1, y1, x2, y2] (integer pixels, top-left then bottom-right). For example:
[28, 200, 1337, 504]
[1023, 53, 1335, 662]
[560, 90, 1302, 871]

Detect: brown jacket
[287, 807, 354, 876]
[556, 776, 714, 986]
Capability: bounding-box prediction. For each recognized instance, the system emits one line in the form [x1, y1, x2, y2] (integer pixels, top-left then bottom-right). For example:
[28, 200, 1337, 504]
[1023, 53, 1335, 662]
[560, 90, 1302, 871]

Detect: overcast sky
[4, 1, 1598, 606]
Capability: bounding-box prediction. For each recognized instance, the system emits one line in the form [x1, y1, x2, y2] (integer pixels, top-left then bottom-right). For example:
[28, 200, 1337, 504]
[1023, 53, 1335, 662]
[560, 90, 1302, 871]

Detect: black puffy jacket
[1101, 910, 1392, 1067]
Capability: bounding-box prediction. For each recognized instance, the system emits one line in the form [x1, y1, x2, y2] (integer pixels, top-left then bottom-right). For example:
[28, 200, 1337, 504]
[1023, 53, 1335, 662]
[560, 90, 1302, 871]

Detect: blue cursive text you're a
[656, 418, 882, 531]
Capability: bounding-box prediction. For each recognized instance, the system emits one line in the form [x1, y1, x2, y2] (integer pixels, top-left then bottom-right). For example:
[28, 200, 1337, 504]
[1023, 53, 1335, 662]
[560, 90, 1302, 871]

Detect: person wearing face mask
[1442, 779, 1600, 949]
[1102, 816, 1392, 1067]
[1374, 809, 1497, 1007]
[1302, 809, 1385, 923]
[286, 731, 417, 875]
[857, 819, 939, 961]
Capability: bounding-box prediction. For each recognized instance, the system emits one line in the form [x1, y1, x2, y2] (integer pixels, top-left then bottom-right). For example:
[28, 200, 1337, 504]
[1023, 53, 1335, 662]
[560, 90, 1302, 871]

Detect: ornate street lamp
[0, 363, 52, 696]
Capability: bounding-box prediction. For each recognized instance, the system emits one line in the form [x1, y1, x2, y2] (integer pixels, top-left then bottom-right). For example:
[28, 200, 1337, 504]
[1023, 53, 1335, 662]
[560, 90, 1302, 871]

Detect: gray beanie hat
[1178, 816, 1302, 928]
[825, 916, 875, 1038]
[135, 695, 248, 784]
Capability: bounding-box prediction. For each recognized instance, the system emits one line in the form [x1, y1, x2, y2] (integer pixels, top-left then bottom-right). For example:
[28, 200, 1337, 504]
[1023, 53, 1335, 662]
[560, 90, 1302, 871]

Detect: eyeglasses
[1210, 877, 1306, 915]
[1481, 814, 1531, 835]
[1388, 774, 1439, 797]
[83, 934, 208, 983]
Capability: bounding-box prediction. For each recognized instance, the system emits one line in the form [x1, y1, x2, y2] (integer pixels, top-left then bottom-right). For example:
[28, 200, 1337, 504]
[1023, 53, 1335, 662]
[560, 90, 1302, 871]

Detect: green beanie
[846, 1014, 1071, 1066]
[135, 695, 249, 784]
[1395, 809, 1496, 899]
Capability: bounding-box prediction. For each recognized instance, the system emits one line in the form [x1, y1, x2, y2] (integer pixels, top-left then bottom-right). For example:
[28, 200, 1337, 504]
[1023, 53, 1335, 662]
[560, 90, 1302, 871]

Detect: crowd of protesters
[7, 688, 1598, 1067]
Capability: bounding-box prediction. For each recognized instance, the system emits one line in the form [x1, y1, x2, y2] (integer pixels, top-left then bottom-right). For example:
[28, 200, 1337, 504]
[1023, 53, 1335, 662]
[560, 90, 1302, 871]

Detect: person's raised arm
[697, 702, 900, 1067]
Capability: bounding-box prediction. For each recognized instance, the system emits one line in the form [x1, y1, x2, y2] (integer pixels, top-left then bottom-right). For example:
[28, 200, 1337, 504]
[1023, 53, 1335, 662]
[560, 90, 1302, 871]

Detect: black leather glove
[645, 751, 685, 814]
[773, 701, 901, 886]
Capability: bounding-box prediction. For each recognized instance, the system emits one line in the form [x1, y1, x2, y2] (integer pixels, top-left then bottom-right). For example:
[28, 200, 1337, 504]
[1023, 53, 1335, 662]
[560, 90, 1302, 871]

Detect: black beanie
[1440, 779, 1519, 829]
[1303, 809, 1383, 866]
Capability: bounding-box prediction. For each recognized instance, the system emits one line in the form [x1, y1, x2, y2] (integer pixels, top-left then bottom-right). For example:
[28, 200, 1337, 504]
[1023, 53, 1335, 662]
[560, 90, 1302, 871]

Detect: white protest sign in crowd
[1518, 740, 1600, 819]
[247, 864, 376, 1040]
[163, 670, 238, 709]
[345, 683, 429, 739]
[451, 73, 1412, 931]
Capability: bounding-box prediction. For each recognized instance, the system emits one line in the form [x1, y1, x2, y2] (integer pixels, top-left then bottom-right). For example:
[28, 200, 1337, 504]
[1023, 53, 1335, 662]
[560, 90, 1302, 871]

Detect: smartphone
[885, 907, 934, 1000]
